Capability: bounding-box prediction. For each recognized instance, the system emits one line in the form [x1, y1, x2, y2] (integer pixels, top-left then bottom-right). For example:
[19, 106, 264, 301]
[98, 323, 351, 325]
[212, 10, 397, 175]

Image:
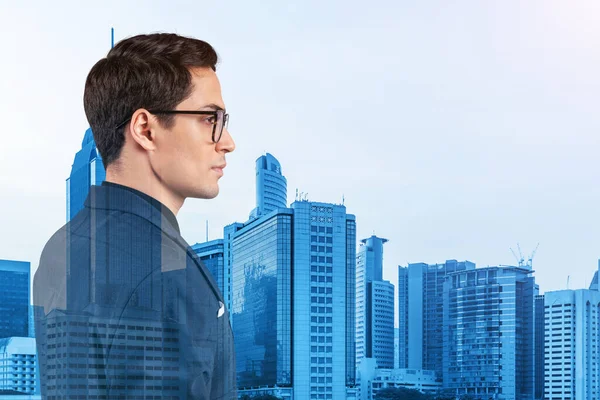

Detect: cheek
[184, 144, 215, 172]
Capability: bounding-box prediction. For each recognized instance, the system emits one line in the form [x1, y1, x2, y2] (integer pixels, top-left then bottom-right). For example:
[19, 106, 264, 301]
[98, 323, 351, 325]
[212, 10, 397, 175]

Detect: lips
[212, 164, 226, 175]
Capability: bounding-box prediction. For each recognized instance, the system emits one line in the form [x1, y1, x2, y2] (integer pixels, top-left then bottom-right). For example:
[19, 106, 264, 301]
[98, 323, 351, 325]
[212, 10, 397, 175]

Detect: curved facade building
[66, 128, 105, 221]
[443, 266, 537, 400]
[251, 153, 287, 218]
[355, 236, 394, 370]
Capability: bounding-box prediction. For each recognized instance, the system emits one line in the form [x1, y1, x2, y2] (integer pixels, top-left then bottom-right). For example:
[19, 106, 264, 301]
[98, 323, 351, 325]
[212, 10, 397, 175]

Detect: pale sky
[1, 1, 599, 310]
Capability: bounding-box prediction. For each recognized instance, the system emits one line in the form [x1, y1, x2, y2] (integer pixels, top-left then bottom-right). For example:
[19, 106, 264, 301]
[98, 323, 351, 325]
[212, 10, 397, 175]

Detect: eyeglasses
[114, 109, 229, 143]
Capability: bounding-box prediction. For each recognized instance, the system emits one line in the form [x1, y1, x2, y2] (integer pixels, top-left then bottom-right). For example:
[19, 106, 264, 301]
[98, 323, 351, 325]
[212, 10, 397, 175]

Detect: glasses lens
[214, 110, 227, 143]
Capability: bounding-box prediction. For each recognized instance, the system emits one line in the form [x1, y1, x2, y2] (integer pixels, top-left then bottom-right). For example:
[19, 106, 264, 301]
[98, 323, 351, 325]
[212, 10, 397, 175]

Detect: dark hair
[83, 33, 219, 167]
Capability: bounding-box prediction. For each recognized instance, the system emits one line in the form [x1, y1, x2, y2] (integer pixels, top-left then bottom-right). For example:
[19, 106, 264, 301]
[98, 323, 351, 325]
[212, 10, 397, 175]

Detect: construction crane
[527, 242, 540, 268]
[510, 243, 525, 267]
[510, 247, 523, 267]
[510, 242, 540, 268]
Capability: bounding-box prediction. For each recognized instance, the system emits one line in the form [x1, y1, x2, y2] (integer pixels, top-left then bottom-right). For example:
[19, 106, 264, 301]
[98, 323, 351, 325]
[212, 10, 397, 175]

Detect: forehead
[180, 67, 224, 109]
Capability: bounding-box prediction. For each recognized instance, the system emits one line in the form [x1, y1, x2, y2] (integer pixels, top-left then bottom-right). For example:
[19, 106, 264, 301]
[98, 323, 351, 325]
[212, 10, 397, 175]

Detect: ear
[128, 108, 157, 151]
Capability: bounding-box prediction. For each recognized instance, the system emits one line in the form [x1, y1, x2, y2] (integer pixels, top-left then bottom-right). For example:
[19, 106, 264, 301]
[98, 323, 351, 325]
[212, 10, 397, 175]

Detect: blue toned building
[397, 260, 475, 377]
[355, 236, 394, 370]
[292, 201, 356, 399]
[357, 358, 441, 400]
[394, 328, 399, 369]
[534, 294, 545, 400]
[0, 260, 30, 339]
[191, 239, 227, 308]
[66, 128, 105, 221]
[543, 289, 600, 400]
[223, 223, 244, 313]
[0, 337, 39, 395]
[230, 209, 293, 395]
[249, 153, 287, 220]
[230, 199, 356, 399]
[28, 305, 35, 338]
[443, 266, 537, 400]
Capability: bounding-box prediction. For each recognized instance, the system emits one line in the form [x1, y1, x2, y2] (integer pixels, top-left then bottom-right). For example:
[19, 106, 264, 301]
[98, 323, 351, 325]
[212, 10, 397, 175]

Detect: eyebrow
[199, 103, 225, 111]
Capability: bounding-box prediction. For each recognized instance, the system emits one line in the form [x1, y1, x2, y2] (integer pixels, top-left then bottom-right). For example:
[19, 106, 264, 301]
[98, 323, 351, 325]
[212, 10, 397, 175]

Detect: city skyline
[2, 139, 598, 398]
[1, 1, 599, 310]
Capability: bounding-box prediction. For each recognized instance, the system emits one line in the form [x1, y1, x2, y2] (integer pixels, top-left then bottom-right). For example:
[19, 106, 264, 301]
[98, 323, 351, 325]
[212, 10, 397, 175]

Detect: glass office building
[230, 200, 356, 399]
[0, 259, 30, 339]
[397, 260, 475, 377]
[66, 128, 105, 221]
[355, 236, 394, 369]
[232, 210, 293, 390]
[443, 266, 537, 400]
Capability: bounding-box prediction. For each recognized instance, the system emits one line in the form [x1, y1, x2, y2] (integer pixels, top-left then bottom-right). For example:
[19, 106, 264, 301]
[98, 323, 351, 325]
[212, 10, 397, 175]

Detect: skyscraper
[0, 259, 30, 339]
[397, 260, 475, 376]
[534, 294, 545, 400]
[543, 289, 600, 400]
[355, 236, 394, 369]
[231, 200, 357, 399]
[225, 153, 358, 398]
[231, 209, 293, 394]
[223, 222, 244, 313]
[249, 153, 287, 220]
[443, 266, 537, 400]
[66, 128, 105, 221]
[292, 201, 356, 399]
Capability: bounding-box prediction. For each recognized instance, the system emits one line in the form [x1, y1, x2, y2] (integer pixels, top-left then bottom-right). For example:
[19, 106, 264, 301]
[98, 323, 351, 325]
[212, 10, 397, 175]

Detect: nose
[217, 127, 235, 153]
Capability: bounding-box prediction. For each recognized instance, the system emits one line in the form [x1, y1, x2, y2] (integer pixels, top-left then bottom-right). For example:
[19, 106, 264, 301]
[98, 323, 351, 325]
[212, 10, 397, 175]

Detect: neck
[104, 165, 184, 217]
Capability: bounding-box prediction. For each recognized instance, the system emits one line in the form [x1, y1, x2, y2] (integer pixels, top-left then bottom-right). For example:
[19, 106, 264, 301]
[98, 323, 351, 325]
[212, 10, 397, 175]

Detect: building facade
[443, 266, 537, 400]
[249, 153, 287, 219]
[356, 236, 394, 370]
[0, 259, 30, 339]
[356, 358, 441, 400]
[0, 337, 39, 395]
[397, 260, 475, 376]
[535, 294, 546, 400]
[544, 289, 600, 400]
[230, 200, 357, 399]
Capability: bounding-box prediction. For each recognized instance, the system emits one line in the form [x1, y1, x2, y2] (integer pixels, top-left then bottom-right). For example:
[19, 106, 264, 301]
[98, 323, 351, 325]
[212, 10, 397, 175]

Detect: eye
[203, 115, 217, 125]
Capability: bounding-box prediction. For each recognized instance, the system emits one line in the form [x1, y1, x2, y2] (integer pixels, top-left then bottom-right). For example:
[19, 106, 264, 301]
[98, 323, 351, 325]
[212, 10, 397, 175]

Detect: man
[33, 33, 236, 399]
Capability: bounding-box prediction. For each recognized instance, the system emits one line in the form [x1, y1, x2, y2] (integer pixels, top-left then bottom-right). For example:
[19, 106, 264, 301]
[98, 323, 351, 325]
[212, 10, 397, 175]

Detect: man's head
[83, 33, 235, 202]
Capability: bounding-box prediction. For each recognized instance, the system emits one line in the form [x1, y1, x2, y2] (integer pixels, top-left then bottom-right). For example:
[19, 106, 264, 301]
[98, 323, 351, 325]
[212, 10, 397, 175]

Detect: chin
[194, 185, 219, 199]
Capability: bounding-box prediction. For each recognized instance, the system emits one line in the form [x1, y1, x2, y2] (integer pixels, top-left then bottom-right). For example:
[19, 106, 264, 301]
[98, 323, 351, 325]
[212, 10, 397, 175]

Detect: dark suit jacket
[33, 182, 236, 399]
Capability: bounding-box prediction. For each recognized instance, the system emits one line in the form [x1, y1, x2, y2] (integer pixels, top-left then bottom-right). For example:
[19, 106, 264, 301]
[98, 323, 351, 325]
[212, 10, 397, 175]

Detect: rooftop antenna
[206, 220, 209, 242]
[295, 188, 298, 201]
[111, 27, 114, 49]
[567, 275, 570, 290]
[342, 194, 345, 206]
